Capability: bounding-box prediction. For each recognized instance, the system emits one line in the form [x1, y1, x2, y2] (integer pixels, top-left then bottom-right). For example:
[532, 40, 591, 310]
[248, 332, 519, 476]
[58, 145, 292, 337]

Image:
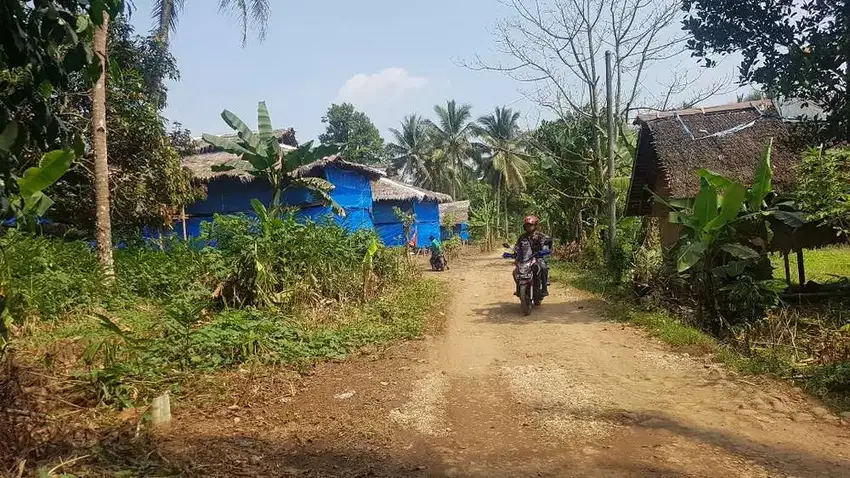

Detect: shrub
[0, 231, 104, 321]
[443, 235, 462, 259]
[114, 239, 205, 300]
[201, 213, 401, 308]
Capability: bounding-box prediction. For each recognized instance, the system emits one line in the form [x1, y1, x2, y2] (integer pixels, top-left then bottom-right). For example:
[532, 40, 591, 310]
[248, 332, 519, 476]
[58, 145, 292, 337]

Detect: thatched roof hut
[439, 200, 470, 224]
[292, 155, 385, 180]
[625, 100, 803, 217]
[370, 177, 453, 203]
[181, 144, 297, 183]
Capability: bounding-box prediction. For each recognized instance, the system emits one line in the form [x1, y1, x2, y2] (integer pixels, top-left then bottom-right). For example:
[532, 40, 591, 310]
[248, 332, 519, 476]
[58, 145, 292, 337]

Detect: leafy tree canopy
[0, 0, 123, 208]
[319, 103, 385, 164]
[682, 0, 849, 140]
[47, 15, 197, 233]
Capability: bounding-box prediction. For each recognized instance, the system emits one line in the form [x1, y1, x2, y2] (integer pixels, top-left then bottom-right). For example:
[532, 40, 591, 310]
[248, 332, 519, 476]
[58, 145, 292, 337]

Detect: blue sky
[129, 0, 743, 143]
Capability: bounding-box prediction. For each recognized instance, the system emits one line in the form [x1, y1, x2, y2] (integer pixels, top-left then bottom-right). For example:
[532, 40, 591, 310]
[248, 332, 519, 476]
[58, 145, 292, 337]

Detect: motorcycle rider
[513, 215, 552, 297]
[429, 235, 448, 270]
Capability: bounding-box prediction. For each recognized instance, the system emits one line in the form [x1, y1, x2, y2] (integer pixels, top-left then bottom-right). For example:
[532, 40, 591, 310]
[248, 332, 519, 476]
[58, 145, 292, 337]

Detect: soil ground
[147, 253, 850, 477]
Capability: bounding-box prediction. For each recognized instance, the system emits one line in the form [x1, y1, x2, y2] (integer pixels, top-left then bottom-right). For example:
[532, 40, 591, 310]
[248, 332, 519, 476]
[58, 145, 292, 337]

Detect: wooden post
[180, 206, 188, 241]
[783, 252, 792, 286]
[796, 248, 806, 287]
[605, 50, 617, 257]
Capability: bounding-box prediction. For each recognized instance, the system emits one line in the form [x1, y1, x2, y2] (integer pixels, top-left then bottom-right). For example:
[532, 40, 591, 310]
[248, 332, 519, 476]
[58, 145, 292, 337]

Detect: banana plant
[203, 101, 343, 216]
[0, 123, 78, 230]
[651, 139, 806, 273]
[1, 143, 77, 353]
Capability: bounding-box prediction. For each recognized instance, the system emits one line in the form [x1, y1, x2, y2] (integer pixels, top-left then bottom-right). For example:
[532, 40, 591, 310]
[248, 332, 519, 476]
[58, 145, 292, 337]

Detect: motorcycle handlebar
[503, 250, 551, 260]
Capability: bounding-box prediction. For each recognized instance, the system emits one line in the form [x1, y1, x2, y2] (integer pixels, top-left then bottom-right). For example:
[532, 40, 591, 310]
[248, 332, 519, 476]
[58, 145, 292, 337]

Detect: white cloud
[337, 68, 429, 106]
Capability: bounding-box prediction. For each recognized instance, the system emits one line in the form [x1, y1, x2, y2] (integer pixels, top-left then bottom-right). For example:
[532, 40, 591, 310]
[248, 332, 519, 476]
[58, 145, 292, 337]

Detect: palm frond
[218, 0, 270, 47]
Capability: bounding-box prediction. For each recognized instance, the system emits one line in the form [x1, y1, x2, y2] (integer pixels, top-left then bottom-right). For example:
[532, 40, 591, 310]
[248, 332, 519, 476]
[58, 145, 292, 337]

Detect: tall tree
[319, 103, 385, 164]
[474, 107, 528, 237]
[525, 118, 596, 244]
[153, 0, 270, 46]
[386, 115, 433, 185]
[427, 100, 476, 197]
[51, 17, 196, 233]
[683, 0, 849, 140]
[92, 11, 114, 277]
[468, 0, 729, 210]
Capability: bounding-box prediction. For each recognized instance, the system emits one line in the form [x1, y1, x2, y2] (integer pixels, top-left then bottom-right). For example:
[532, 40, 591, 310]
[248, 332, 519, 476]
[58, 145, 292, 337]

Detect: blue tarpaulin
[372, 200, 412, 246]
[458, 222, 470, 241]
[186, 178, 272, 215]
[413, 201, 440, 248]
[376, 223, 406, 246]
[326, 166, 372, 209]
[372, 200, 410, 225]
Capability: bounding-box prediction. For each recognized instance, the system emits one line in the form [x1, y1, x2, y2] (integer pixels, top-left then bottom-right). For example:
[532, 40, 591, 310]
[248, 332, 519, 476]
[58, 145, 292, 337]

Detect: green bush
[114, 239, 205, 300]
[1, 231, 104, 320]
[201, 213, 401, 308]
[6, 211, 434, 407]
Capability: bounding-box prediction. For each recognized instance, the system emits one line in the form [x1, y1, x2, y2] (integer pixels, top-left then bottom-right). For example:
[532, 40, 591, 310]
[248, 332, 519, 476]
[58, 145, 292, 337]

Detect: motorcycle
[430, 253, 448, 271]
[503, 242, 551, 315]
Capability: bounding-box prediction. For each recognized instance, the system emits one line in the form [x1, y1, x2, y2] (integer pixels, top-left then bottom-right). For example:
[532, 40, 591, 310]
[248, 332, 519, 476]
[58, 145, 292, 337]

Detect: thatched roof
[439, 200, 470, 223]
[193, 128, 297, 154]
[181, 145, 297, 183]
[625, 100, 804, 216]
[291, 155, 385, 180]
[371, 177, 453, 203]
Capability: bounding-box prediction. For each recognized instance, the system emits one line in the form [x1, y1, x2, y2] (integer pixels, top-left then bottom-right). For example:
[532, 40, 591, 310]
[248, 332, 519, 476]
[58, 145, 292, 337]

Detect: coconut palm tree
[473, 106, 528, 237]
[386, 115, 432, 185]
[427, 100, 476, 197]
[153, 0, 271, 46]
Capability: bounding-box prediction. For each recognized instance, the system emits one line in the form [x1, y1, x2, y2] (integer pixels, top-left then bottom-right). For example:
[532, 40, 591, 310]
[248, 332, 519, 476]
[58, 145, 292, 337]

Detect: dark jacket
[514, 230, 552, 261]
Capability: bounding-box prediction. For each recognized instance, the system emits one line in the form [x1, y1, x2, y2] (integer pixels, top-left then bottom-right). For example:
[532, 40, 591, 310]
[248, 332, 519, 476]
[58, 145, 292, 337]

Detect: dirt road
[158, 253, 850, 477]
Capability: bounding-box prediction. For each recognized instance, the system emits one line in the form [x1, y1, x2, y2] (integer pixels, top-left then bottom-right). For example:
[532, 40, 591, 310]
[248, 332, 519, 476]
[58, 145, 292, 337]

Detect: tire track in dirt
[388, 253, 850, 476]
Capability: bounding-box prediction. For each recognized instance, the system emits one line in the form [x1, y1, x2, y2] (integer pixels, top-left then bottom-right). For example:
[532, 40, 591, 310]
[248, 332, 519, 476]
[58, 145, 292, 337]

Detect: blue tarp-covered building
[178, 143, 384, 237]
[289, 156, 385, 232]
[439, 200, 470, 242]
[370, 177, 452, 248]
[177, 147, 290, 238]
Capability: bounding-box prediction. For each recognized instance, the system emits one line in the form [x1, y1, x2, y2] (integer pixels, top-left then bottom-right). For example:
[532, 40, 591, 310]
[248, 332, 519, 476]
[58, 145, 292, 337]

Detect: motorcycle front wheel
[519, 284, 532, 316]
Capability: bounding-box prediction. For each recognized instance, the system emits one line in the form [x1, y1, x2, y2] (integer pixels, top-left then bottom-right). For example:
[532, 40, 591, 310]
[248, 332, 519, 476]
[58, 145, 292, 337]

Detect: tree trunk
[92, 14, 114, 280]
[156, 0, 173, 43]
[494, 188, 502, 238]
[505, 194, 510, 242]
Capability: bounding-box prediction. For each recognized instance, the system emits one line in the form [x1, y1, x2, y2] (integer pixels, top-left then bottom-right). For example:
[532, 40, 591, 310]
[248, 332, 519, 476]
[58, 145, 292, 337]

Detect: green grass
[770, 246, 850, 284]
[18, 275, 448, 407]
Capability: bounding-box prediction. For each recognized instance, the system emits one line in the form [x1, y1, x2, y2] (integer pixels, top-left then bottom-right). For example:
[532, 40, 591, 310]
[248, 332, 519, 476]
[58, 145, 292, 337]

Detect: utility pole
[605, 51, 617, 259]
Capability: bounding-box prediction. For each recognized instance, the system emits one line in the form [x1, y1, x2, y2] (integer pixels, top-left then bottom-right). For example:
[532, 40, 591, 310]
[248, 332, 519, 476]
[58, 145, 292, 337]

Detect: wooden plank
[796, 248, 806, 286]
[783, 252, 791, 286]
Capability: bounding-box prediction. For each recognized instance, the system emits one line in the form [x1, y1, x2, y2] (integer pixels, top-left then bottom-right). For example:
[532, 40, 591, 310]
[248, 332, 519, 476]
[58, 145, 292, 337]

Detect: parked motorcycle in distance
[430, 253, 448, 271]
[503, 242, 551, 315]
